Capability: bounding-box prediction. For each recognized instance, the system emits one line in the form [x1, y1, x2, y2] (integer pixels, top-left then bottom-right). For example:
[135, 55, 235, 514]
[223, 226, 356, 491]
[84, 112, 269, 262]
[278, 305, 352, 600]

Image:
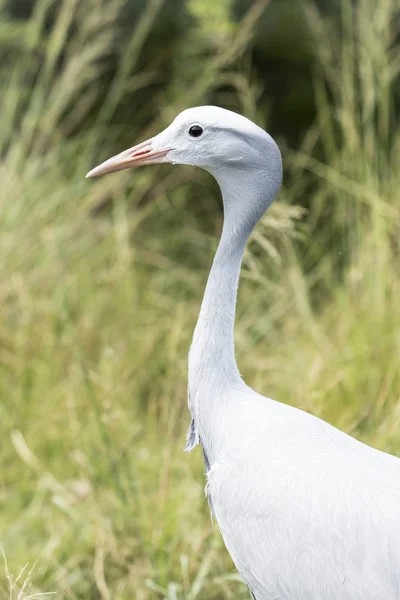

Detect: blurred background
[0, 0, 399, 598]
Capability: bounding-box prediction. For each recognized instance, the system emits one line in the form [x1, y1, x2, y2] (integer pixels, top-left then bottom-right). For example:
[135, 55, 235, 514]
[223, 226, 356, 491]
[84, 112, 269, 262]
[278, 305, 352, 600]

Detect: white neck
[188, 218, 246, 389]
[188, 167, 280, 403]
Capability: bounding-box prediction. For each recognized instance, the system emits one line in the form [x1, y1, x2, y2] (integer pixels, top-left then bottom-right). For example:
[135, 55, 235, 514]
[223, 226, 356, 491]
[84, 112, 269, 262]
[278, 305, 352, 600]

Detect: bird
[87, 106, 400, 600]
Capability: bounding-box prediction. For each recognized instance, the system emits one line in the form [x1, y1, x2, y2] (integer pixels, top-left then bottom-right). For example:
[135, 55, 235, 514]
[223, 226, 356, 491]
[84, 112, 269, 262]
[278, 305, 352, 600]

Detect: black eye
[189, 125, 203, 138]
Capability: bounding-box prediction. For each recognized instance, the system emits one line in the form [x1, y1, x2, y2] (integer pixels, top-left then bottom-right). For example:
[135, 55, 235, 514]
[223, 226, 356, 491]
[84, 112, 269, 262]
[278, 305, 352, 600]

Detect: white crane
[87, 106, 400, 600]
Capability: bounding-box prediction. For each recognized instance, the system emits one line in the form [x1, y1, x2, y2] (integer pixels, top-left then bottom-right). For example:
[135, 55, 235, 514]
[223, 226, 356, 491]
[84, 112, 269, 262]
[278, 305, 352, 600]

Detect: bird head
[86, 106, 282, 232]
[86, 105, 281, 181]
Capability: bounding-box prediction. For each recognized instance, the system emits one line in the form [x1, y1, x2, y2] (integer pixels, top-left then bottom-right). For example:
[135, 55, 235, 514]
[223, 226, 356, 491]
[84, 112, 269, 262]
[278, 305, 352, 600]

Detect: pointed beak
[85, 138, 171, 178]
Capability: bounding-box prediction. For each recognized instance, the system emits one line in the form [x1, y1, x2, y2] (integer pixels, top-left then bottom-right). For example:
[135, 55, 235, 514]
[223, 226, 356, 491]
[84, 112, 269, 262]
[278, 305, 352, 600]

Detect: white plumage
[87, 106, 400, 600]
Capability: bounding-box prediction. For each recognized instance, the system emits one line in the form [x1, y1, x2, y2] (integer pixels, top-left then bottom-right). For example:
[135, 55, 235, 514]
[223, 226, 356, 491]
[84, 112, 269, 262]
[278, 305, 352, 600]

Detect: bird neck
[188, 168, 278, 396]
[188, 221, 246, 391]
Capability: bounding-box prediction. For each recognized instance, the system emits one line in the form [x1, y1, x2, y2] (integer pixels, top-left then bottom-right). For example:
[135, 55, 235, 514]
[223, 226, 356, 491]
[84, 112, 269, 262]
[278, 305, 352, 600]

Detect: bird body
[87, 106, 400, 600]
[190, 382, 400, 599]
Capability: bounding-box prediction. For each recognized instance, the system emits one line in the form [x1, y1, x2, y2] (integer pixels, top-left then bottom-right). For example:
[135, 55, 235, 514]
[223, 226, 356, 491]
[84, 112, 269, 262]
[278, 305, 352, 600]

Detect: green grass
[0, 0, 400, 598]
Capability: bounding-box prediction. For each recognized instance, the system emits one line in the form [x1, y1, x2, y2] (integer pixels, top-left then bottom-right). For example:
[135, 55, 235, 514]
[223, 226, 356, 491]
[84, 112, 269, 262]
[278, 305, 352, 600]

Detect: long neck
[188, 168, 278, 394]
[188, 221, 247, 389]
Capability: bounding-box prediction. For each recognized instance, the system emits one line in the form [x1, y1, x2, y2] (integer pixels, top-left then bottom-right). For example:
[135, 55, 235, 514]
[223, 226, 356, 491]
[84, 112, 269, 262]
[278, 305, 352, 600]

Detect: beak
[85, 138, 171, 178]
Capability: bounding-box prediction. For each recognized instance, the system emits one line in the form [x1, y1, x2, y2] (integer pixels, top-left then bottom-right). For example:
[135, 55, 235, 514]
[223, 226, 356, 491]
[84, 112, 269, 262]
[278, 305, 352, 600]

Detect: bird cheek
[170, 148, 200, 168]
[164, 147, 185, 166]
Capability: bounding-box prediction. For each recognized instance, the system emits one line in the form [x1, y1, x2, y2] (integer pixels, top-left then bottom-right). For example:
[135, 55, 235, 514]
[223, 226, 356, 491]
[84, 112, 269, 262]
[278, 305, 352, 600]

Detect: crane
[87, 106, 400, 600]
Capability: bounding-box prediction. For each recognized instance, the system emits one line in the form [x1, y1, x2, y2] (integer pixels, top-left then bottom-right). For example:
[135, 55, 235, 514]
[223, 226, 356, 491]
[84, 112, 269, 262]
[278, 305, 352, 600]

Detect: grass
[0, 0, 399, 598]
[1, 544, 55, 600]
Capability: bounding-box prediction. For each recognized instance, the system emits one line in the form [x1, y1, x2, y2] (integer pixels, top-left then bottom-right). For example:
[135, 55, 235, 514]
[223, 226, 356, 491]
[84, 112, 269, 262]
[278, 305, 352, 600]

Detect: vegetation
[0, 0, 399, 598]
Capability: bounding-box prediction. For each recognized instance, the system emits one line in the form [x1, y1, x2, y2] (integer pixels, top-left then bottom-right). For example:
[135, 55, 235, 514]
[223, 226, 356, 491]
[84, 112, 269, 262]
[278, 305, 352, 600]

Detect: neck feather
[188, 222, 246, 389]
[188, 168, 279, 393]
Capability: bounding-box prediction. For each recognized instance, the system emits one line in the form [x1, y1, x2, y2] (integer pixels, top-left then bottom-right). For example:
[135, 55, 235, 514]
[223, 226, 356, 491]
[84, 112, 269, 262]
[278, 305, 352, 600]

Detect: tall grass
[0, 0, 399, 598]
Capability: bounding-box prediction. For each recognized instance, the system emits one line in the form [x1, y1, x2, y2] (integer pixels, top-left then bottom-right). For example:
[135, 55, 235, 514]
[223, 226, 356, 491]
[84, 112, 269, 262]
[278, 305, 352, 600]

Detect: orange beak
[86, 139, 171, 178]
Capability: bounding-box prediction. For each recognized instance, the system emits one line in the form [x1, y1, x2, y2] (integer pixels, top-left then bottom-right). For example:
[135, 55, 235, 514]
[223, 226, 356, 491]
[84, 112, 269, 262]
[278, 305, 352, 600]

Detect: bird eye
[189, 125, 203, 138]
